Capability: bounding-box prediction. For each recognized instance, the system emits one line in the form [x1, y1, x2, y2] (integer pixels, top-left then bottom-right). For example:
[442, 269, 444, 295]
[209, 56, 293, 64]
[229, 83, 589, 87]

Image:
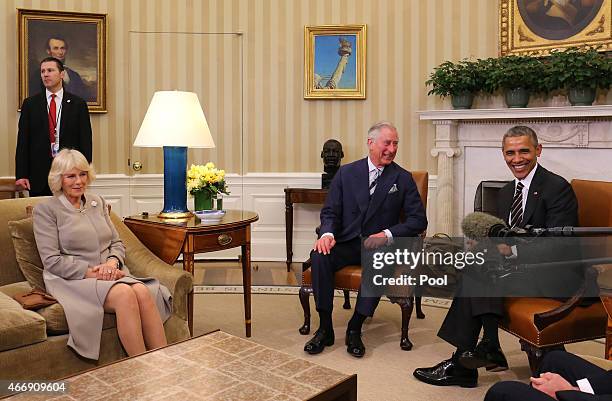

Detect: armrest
[594, 264, 612, 293]
[534, 266, 599, 331]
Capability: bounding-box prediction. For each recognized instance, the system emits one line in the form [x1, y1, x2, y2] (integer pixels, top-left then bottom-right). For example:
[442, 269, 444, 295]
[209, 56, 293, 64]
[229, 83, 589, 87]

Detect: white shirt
[45, 88, 63, 146]
[508, 163, 538, 257]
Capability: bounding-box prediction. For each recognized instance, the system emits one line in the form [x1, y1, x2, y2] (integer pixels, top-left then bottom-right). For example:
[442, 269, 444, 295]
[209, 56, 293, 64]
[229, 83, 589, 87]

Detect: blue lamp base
[159, 146, 192, 219]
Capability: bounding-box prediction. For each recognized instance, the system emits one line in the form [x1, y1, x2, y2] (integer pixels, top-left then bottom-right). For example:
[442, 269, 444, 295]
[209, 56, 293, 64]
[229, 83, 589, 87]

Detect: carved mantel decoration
[419, 105, 612, 235]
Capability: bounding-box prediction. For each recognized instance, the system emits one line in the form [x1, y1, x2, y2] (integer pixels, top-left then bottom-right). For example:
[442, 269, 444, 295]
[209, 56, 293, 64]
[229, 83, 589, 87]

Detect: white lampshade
[133, 91, 215, 148]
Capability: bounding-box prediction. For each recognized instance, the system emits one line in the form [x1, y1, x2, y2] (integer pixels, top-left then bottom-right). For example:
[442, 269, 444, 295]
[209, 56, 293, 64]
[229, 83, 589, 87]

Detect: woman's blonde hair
[48, 149, 96, 194]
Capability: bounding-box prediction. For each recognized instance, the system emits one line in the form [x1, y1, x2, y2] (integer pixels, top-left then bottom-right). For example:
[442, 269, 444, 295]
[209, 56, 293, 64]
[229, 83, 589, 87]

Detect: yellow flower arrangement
[187, 162, 229, 196]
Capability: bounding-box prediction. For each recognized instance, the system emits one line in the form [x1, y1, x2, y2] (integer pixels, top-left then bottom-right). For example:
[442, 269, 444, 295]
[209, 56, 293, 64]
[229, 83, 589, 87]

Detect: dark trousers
[310, 237, 381, 317]
[485, 351, 607, 401]
[437, 274, 503, 349]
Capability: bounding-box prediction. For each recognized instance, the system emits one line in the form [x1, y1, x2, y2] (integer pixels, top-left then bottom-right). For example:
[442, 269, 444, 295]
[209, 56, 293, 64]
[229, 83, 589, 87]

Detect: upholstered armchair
[499, 179, 612, 372]
[298, 171, 429, 351]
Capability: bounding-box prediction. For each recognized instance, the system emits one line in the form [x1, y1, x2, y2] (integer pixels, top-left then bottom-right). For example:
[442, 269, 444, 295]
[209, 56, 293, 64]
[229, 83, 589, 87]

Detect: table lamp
[133, 91, 215, 218]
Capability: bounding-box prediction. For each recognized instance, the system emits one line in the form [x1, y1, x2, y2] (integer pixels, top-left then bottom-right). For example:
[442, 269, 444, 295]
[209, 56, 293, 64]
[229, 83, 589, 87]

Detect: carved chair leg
[519, 340, 565, 375]
[342, 290, 351, 309]
[399, 298, 414, 351]
[415, 285, 425, 319]
[298, 287, 311, 335]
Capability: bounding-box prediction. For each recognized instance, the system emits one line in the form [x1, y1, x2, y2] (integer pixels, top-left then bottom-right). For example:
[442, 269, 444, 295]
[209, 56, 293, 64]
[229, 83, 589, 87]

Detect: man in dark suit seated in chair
[304, 121, 427, 358]
[414, 126, 581, 387]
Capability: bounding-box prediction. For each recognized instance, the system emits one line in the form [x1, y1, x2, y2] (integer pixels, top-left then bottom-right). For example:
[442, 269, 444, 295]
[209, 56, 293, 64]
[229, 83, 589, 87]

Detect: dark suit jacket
[496, 165, 580, 297]
[16, 90, 92, 195]
[496, 164, 578, 232]
[319, 158, 427, 242]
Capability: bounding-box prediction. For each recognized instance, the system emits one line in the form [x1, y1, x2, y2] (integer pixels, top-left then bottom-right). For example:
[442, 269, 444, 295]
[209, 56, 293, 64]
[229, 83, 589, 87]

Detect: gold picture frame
[304, 24, 366, 99]
[500, 0, 612, 56]
[18, 9, 107, 113]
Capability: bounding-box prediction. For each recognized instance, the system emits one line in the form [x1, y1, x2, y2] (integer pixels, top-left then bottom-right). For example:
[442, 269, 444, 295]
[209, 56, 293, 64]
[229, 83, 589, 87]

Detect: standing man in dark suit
[414, 126, 579, 387]
[304, 121, 428, 358]
[16, 56, 92, 196]
[485, 351, 612, 400]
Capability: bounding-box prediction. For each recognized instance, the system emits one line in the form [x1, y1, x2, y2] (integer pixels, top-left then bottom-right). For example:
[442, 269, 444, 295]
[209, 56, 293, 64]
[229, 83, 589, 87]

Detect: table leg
[285, 195, 293, 272]
[241, 242, 252, 337]
[183, 237, 195, 336]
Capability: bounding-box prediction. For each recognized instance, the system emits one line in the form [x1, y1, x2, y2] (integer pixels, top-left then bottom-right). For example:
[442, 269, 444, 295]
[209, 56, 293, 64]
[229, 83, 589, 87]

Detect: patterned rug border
[193, 285, 451, 309]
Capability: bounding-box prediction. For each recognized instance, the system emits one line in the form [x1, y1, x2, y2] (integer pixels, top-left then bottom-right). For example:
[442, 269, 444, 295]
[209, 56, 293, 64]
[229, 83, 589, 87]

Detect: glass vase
[194, 192, 213, 211]
[216, 195, 223, 211]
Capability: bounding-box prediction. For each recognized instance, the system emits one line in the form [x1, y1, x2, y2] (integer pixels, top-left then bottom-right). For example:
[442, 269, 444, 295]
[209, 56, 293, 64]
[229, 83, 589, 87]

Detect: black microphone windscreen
[462, 212, 506, 239]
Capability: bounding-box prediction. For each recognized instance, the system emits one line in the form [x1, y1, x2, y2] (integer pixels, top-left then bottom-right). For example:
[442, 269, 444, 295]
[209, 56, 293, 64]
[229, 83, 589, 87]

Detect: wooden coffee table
[5, 331, 356, 401]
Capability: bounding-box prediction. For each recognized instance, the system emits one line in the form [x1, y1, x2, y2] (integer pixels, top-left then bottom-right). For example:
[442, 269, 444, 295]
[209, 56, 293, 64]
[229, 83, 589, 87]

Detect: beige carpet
[192, 293, 605, 401]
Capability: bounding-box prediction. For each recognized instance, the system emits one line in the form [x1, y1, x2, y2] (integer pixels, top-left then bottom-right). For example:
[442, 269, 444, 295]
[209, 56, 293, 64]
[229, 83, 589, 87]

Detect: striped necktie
[369, 168, 381, 196]
[510, 181, 524, 228]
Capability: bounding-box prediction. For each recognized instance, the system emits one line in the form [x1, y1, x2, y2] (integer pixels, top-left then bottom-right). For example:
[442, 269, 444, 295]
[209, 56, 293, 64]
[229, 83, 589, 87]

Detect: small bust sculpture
[321, 139, 344, 189]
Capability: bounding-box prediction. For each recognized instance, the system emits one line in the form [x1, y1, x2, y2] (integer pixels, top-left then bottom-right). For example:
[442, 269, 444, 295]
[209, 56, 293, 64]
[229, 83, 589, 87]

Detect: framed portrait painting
[18, 9, 107, 113]
[500, 0, 612, 55]
[304, 24, 366, 99]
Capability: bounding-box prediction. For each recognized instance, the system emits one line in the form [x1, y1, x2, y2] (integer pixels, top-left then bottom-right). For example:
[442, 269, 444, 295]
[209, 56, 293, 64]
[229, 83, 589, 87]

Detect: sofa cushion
[8, 217, 45, 291]
[0, 291, 46, 352]
[36, 303, 68, 335]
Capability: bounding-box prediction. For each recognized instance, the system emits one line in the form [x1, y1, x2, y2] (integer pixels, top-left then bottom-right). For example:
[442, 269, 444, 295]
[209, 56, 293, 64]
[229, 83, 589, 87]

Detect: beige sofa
[0, 197, 192, 383]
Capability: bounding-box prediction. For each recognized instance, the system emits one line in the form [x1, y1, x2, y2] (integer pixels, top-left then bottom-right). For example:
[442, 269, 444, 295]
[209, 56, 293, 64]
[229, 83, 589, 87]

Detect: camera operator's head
[502, 126, 542, 180]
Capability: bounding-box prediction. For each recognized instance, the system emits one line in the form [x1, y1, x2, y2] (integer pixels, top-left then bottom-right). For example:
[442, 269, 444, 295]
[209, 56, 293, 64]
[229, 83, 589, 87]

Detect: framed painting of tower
[304, 25, 366, 99]
[499, 0, 612, 56]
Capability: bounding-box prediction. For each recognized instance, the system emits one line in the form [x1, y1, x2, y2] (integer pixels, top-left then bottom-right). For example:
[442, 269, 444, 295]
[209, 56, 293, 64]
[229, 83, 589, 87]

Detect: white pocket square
[388, 184, 398, 194]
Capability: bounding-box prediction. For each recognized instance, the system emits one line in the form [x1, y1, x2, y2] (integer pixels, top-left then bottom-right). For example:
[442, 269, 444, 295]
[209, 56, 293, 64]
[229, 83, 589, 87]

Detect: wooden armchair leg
[415, 297, 425, 319]
[298, 286, 311, 335]
[399, 298, 414, 351]
[520, 340, 565, 374]
[414, 285, 425, 319]
[343, 290, 351, 309]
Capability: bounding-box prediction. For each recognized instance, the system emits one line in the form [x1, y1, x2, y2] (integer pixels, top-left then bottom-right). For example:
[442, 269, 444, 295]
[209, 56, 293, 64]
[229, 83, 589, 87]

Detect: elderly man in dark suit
[414, 126, 580, 387]
[16, 56, 92, 196]
[304, 121, 428, 358]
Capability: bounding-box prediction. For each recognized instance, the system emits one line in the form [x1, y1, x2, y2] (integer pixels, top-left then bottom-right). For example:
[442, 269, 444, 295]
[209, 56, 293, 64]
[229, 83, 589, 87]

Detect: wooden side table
[124, 210, 259, 336]
[284, 188, 327, 272]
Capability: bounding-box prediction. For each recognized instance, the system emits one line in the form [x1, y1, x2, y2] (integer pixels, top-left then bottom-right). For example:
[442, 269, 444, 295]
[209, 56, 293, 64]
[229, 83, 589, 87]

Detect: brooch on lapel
[91, 200, 98, 207]
[388, 184, 398, 194]
[67, 99, 71, 103]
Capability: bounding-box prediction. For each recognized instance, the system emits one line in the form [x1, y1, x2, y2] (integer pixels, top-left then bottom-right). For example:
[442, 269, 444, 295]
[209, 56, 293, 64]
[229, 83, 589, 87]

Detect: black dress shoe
[413, 358, 478, 388]
[304, 329, 334, 355]
[458, 339, 508, 371]
[345, 330, 365, 358]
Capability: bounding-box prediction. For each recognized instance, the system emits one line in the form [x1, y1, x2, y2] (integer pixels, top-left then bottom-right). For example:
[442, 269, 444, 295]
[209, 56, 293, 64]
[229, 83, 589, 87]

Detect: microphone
[461, 212, 506, 239]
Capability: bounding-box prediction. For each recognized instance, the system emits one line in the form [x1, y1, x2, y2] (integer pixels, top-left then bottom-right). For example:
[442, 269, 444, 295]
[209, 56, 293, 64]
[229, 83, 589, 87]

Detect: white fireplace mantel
[419, 106, 612, 235]
[419, 105, 612, 122]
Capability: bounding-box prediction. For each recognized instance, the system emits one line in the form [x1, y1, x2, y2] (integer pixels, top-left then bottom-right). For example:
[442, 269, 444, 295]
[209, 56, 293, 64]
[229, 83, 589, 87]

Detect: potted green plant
[426, 59, 485, 109]
[544, 47, 611, 106]
[484, 55, 546, 108]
